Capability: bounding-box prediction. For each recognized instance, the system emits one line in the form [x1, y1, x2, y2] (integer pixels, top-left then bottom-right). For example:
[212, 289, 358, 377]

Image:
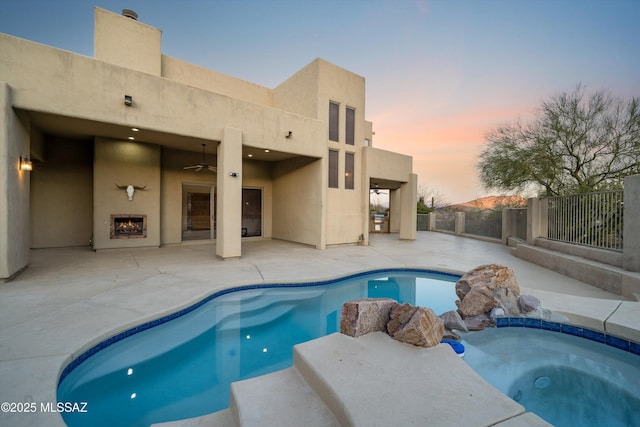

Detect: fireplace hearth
[111, 214, 147, 239]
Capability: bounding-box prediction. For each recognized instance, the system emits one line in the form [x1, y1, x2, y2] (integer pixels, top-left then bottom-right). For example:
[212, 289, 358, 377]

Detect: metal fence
[546, 190, 624, 251]
[417, 214, 429, 231]
[435, 210, 456, 232]
[464, 210, 502, 239]
[506, 208, 527, 241]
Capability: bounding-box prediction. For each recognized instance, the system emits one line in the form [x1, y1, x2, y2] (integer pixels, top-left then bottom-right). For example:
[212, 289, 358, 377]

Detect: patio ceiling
[24, 110, 304, 162]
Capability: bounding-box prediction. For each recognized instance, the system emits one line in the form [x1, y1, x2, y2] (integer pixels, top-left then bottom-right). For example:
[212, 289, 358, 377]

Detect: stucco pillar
[623, 174, 640, 272]
[455, 212, 465, 236]
[216, 127, 242, 259]
[0, 82, 30, 280]
[426, 212, 436, 231]
[399, 173, 417, 240]
[526, 197, 548, 245]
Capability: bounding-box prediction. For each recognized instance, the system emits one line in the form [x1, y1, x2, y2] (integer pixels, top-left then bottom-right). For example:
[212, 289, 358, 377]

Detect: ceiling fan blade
[183, 165, 199, 170]
[195, 166, 204, 172]
[207, 166, 217, 172]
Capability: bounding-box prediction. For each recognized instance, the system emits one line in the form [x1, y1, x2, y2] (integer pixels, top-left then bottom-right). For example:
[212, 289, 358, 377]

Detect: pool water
[461, 328, 640, 427]
[57, 269, 459, 427]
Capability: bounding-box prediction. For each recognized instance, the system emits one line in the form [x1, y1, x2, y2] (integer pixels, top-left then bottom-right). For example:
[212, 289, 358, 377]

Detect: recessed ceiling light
[264, 149, 270, 153]
[131, 128, 139, 132]
[128, 136, 135, 140]
[248, 154, 253, 157]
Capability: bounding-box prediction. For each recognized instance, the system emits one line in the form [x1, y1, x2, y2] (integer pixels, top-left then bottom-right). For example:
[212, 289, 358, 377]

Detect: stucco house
[0, 7, 417, 281]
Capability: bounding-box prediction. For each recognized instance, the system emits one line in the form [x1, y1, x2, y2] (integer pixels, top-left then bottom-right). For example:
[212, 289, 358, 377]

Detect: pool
[57, 269, 459, 427]
[461, 327, 640, 427]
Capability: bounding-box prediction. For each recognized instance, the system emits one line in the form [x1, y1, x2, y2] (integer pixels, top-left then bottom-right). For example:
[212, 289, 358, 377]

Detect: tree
[478, 86, 640, 196]
[417, 185, 448, 213]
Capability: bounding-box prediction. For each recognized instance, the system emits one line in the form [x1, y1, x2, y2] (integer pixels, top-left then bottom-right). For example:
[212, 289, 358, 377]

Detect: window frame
[346, 107, 355, 145]
[328, 149, 339, 188]
[329, 101, 339, 142]
[345, 152, 355, 190]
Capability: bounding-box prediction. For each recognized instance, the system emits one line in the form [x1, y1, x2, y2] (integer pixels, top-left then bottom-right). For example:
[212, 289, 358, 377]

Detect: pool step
[229, 367, 339, 427]
[153, 332, 553, 427]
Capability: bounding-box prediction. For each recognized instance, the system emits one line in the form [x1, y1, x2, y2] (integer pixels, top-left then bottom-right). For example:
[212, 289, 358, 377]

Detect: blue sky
[2, 0, 639, 203]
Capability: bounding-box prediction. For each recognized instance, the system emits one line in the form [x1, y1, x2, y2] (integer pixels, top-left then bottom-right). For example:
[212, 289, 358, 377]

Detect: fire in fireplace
[111, 214, 147, 239]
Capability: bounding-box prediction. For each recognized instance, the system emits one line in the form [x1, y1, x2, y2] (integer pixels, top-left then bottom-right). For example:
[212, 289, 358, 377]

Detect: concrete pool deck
[1, 232, 638, 426]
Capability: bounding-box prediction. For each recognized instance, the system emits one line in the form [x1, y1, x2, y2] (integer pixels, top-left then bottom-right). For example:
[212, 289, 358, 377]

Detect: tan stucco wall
[273, 157, 324, 248]
[93, 139, 161, 249]
[30, 138, 93, 248]
[94, 7, 161, 76]
[0, 83, 30, 279]
[162, 55, 273, 106]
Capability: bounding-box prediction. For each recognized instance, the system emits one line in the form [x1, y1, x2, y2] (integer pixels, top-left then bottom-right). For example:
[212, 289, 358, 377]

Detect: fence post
[427, 212, 436, 231]
[526, 197, 547, 245]
[623, 174, 640, 272]
[501, 208, 510, 244]
[455, 212, 465, 236]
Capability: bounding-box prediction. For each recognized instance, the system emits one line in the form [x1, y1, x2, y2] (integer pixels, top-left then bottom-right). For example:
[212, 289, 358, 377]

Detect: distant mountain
[449, 195, 526, 211]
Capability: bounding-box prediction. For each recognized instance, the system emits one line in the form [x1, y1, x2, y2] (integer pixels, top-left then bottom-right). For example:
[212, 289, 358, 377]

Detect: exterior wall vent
[122, 9, 138, 20]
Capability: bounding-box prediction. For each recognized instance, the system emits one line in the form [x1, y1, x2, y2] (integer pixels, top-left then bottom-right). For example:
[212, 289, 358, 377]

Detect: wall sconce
[229, 172, 239, 177]
[286, 131, 293, 139]
[124, 95, 133, 106]
[20, 156, 32, 171]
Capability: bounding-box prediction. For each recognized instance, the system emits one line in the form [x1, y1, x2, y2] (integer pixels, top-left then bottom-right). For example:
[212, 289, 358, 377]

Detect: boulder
[340, 298, 397, 337]
[463, 313, 493, 331]
[387, 303, 444, 347]
[440, 310, 469, 333]
[455, 264, 521, 318]
[518, 294, 541, 312]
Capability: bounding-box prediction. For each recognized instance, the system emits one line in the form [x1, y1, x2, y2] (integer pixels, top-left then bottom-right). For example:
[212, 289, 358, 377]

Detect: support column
[216, 127, 242, 259]
[526, 197, 548, 245]
[0, 82, 30, 280]
[399, 173, 417, 240]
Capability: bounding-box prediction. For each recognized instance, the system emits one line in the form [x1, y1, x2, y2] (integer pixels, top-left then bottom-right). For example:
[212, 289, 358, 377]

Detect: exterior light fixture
[229, 172, 239, 177]
[20, 155, 32, 171]
[286, 131, 292, 138]
[124, 95, 133, 106]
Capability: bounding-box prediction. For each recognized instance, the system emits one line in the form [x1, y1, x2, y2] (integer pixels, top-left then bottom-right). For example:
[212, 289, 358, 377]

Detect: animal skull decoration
[116, 184, 147, 201]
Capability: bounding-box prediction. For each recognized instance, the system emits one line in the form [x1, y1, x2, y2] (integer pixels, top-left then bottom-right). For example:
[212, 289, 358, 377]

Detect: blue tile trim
[494, 317, 639, 359]
[58, 267, 461, 385]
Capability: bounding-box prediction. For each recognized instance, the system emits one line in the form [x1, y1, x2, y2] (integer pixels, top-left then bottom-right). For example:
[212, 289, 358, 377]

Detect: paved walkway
[0, 232, 636, 427]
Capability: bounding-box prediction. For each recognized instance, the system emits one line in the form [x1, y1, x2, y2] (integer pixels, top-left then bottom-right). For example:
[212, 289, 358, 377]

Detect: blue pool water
[57, 269, 459, 427]
[461, 327, 640, 427]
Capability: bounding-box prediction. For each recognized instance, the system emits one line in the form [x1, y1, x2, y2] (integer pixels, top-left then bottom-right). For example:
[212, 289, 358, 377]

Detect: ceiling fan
[183, 144, 217, 173]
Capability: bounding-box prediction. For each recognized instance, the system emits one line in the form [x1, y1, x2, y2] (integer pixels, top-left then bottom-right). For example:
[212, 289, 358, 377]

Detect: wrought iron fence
[435, 210, 456, 232]
[546, 190, 623, 251]
[464, 210, 502, 239]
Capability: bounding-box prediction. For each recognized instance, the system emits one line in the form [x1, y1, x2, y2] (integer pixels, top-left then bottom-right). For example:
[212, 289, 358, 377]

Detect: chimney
[122, 9, 138, 20]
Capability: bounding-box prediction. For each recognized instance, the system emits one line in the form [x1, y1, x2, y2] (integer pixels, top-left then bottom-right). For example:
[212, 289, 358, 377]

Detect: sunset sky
[2, 0, 639, 203]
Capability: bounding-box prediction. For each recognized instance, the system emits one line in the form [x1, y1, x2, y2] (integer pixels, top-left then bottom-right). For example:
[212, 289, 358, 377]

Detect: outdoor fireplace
[110, 214, 147, 239]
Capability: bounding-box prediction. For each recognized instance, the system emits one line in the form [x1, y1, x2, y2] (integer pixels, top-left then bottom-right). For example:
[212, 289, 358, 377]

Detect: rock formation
[339, 264, 567, 342]
[340, 299, 444, 348]
[386, 303, 444, 348]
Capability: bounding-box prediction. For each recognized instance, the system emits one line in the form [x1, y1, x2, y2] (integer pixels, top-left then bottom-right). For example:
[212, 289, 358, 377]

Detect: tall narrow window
[346, 107, 355, 145]
[329, 101, 339, 142]
[328, 149, 339, 188]
[345, 152, 355, 190]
